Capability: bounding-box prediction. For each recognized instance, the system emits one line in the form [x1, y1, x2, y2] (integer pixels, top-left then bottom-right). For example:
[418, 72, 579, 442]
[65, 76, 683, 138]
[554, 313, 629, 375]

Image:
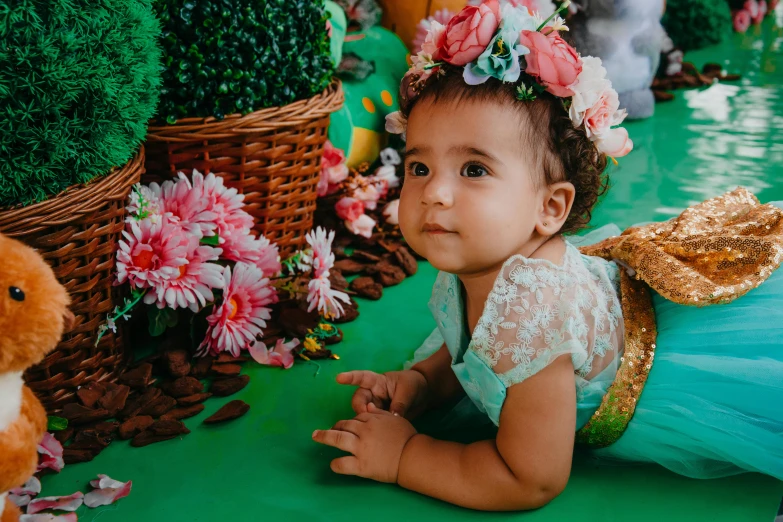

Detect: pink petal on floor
[20, 514, 78, 522]
[26, 492, 84, 515]
[37, 433, 65, 473]
[11, 476, 42, 497]
[84, 481, 132, 508]
[10, 494, 32, 507]
[88, 475, 125, 490]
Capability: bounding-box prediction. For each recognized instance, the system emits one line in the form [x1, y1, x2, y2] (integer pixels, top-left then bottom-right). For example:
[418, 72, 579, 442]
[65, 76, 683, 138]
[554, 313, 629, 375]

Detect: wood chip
[119, 363, 154, 390]
[63, 448, 96, 464]
[373, 263, 405, 287]
[118, 415, 154, 440]
[131, 420, 190, 447]
[177, 393, 212, 407]
[352, 250, 381, 263]
[97, 384, 130, 417]
[119, 387, 162, 420]
[331, 298, 359, 324]
[62, 403, 110, 426]
[334, 258, 366, 274]
[350, 277, 383, 300]
[279, 307, 320, 338]
[138, 395, 177, 417]
[161, 376, 204, 398]
[53, 427, 74, 445]
[203, 400, 250, 424]
[394, 246, 418, 276]
[77, 382, 106, 409]
[210, 375, 250, 397]
[162, 349, 191, 378]
[211, 363, 242, 377]
[161, 404, 205, 421]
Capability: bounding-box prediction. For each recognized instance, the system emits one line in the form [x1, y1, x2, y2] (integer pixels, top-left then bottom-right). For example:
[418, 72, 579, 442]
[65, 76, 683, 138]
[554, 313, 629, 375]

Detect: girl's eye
[408, 162, 430, 177]
[461, 164, 489, 178]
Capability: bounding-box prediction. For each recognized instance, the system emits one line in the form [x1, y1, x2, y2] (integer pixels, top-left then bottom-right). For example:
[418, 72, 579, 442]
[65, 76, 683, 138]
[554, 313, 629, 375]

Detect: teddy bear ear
[63, 309, 76, 334]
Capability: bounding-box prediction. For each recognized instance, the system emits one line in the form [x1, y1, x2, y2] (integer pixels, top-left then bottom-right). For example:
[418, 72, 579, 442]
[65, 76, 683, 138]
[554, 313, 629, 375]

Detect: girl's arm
[411, 343, 465, 411]
[398, 355, 577, 511]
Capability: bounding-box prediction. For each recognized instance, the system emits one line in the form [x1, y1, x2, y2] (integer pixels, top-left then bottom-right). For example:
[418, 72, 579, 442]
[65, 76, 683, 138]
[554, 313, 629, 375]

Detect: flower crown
[385, 0, 633, 159]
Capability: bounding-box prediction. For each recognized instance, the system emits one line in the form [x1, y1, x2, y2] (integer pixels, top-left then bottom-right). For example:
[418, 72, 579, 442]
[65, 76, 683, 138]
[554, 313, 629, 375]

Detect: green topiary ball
[0, 0, 162, 207]
[154, 0, 335, 123]
[662, 0, 732, 52]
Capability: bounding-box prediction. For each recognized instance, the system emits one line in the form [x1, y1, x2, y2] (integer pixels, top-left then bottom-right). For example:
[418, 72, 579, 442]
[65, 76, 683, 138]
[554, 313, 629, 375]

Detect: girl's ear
[536, 182, 576, 236]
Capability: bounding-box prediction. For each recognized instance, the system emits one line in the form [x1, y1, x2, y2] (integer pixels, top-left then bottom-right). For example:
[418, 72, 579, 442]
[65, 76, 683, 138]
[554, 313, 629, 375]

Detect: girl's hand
[336, 370, 429, 418]
[312, 403, 418, 484]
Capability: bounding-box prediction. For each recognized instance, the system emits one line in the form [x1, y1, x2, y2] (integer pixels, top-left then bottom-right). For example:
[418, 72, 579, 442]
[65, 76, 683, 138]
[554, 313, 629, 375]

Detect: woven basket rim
[0, 148, 144, 233]
[146, 79, 344, 141]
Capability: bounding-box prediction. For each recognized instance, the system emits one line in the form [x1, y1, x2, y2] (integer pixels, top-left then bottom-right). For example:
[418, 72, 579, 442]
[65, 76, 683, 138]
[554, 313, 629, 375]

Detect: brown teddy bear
[0, 233, 73, 522]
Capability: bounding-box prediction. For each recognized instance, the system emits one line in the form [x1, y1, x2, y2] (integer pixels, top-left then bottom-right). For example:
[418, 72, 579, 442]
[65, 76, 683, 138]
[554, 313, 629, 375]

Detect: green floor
[40, 15, 783, 522]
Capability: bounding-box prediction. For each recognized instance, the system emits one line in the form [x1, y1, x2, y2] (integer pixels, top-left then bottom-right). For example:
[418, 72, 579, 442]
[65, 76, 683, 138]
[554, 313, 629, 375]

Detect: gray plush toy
[568, 0, 666, 120]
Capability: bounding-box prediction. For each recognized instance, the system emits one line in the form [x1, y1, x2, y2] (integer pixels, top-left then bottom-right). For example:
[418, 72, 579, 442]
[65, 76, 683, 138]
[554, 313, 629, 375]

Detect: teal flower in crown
[463, 3, 538, 85]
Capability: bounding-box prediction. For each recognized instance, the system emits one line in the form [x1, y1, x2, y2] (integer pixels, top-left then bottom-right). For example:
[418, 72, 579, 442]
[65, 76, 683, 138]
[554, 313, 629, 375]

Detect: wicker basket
[0, 150, 143, 413]
[145, 80, 345, 257]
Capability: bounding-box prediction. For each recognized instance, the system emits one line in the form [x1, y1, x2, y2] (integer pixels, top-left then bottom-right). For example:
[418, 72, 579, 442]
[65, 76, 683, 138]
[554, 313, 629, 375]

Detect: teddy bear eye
[9, 287, 25, 302]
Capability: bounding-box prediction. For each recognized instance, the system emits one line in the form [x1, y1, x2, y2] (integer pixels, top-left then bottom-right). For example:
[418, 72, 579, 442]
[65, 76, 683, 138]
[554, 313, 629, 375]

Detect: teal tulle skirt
[410, 202, 783, 481]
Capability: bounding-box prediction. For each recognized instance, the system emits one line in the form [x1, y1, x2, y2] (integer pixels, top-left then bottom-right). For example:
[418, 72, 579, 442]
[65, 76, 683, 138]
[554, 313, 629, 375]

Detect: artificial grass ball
[662, 0, 732, 52]
[154, 0, 335, 123]
[0, 0, 162, 207]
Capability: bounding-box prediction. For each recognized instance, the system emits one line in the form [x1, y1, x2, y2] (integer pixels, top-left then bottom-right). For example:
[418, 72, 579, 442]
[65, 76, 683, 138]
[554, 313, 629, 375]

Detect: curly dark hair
[400, 68, 608, 235]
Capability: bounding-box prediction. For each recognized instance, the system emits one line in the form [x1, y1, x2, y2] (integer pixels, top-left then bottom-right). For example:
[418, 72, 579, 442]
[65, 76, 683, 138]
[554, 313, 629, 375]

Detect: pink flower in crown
[221, 228, 281, 278]
[249, 338, 301, 369]
[199, 263, 277, 357]
[143, 235, 224, 312]
[318, 141, 349, 197]
[413, 10, 453, 54]
[439, 0, 502, 66]
[302, 227, 336, 279]
[307, 275, 350, 319]
[519, 29, 582, 97]
[733, 9, 752, 32]
[346, 214, 376, 238]
[116, 215, 189, 290]
[352, 183, 382, 210]
[335, 197, 364, 222]
[383, 199, 400, 225]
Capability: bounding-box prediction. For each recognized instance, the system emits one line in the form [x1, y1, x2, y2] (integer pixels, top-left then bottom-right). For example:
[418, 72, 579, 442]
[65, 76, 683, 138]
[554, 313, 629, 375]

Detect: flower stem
[536, 0, 570, 32]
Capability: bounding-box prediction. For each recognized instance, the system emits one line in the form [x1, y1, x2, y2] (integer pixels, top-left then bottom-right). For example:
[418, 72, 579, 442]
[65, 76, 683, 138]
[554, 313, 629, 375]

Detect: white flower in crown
[385, 111, 407, 139]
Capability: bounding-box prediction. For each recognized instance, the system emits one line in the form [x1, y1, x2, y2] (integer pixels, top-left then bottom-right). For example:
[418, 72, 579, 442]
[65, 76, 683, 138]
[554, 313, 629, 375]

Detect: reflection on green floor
[40, 15, 783, 522]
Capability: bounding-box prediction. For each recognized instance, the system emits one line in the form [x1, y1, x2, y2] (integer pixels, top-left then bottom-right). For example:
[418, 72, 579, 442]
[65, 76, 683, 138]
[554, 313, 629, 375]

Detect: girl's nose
[420, 172, 454, 208]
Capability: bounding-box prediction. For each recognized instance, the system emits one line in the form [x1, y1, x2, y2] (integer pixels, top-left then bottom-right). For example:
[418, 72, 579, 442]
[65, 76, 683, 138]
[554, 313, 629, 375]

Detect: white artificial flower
[385, 111, 407, 139]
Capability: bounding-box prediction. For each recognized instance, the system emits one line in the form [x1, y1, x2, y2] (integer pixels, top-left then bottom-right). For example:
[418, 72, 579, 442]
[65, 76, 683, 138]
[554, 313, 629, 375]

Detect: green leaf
[200, 233, 220, 246]
[47, 416, 68, 431]
[148, 307, 179, 337]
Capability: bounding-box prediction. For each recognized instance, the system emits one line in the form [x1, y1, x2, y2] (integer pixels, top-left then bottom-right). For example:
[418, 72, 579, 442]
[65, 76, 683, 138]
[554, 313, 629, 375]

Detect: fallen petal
[11, 476, 42, 497]
[247, 341, 272, 365]
[84, 481, 132, 508]
[20, 514, 79, 522]
[10, 494, 32, 507]
[37, 433, 65, 473]
[88, 474, 125, 490]
[27, 492, 84, 515]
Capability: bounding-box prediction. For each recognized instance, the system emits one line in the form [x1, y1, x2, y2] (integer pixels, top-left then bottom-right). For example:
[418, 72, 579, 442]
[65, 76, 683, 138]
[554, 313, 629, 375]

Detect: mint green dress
[410, 211, 783, 481]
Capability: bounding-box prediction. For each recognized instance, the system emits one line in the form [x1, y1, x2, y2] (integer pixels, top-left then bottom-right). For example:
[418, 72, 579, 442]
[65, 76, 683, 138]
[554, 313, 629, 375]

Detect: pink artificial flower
[248, 338, 300, 369]
[220, 229, 281, 278]
[199, 263, 277, 357]
[303, 227, 337, 278]
[10, 477, 42, 507]
[335, 197, 365, 222]
[27, 492, 84, 515]
[307, 276, 351, 319]
[19, 514, 78, 522]
[345, 214, 376, 239]
[579, 88, 625, 141]
[383, 199, 400, 225]
[352, 183, 382, 211]
[733, 9, 752, 32]
[519, 29, 582, 97]
[508, 0, 556, 17]
[192, 171, 254, 236]
[84, 475, 132, 508]
[37, 432, 64, 473]
[439, 0, 502, 66]
[143, 235, 223, 312]
[318, 141, 349, 197]
[595, 127, 634, 158]
[413, 9, 454, 53]
[116, 215, 189, 290]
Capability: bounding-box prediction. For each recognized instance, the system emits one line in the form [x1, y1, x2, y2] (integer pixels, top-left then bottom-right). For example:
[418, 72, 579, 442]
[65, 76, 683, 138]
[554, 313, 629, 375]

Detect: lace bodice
[428, 242, 626, 426]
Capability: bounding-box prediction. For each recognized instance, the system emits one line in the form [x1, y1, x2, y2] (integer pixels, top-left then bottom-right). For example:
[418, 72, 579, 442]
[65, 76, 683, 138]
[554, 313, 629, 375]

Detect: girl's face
[399, 98, 549, 276]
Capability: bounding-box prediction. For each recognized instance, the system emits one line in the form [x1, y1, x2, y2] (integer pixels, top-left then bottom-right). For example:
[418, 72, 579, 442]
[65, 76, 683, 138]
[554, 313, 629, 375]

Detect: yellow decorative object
[377, 0, 467, 50]
[346, 127, 385, 168]
[304, 337, 321, 353]
[381, 90, 394, 106]
[361, 97, 376, 113]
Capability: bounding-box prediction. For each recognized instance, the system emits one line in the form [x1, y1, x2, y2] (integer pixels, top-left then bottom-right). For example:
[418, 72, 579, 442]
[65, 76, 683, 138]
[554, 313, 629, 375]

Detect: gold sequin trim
[575, 273, 656, 447]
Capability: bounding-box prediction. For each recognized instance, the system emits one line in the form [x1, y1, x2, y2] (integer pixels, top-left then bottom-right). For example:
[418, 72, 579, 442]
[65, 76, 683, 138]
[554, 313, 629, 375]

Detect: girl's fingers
[351, 388, 374, 414]
[337, 371, 380, 389]
[367, 402, 394, 416]
[331, 456, 361, 476]
[312, 429, 359, 454]
[331, 419, 364, 435]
